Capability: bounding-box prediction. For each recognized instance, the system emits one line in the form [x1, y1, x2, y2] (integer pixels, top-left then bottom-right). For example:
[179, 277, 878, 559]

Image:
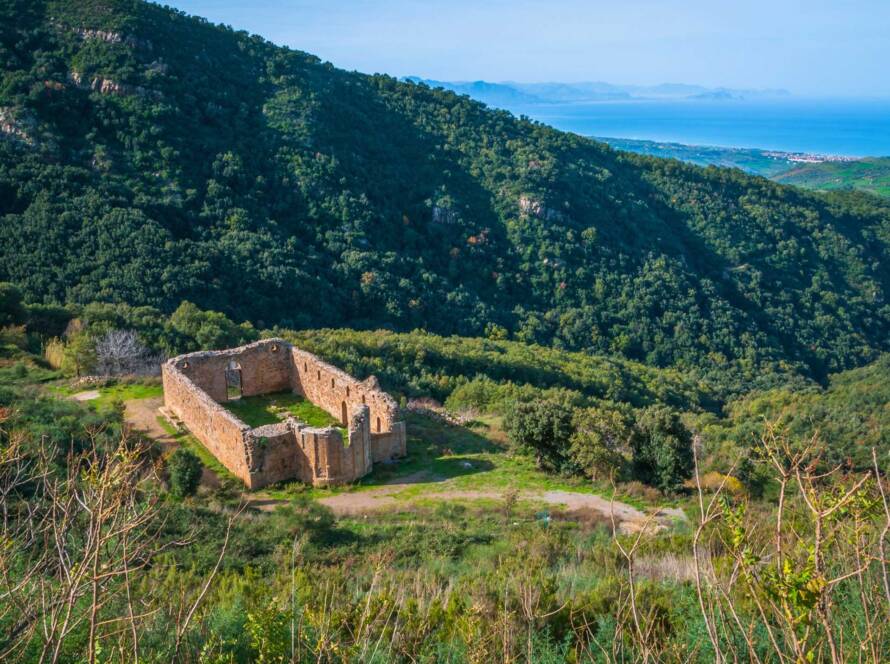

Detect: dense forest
[1, 0, 889, 395]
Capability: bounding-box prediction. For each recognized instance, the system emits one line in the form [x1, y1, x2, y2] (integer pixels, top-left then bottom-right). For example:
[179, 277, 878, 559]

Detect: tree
[505, 400, 575, 472]
[0, 282, 25, 327]
[95, 329, 159, 375]
[168, 301, 257, 351]
[568, 405, 630, 480]
[630, 405, 693, 492]
[61, 331, 97, 378]
[167, 449, 203, 498]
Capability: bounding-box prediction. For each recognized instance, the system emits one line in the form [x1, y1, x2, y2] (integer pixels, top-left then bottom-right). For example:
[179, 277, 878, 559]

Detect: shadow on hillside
[355, 411, 499, 486]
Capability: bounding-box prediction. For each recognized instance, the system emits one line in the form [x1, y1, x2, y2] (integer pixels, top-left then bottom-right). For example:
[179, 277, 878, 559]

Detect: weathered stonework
[162, 339, 407, 489]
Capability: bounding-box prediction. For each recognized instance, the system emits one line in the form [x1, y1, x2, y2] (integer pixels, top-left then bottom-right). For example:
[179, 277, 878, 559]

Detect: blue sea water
[507, 98, 890, 157]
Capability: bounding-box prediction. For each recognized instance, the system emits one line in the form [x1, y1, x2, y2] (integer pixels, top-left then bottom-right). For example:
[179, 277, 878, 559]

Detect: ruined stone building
[161, 339, 407, 488]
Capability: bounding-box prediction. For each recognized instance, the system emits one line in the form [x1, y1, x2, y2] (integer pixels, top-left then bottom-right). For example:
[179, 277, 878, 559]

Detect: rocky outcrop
[0, 108, 36, 146]
[69, 71, 163, 101]
[518, 194, 568, 222]
[75, 28, 153, 50]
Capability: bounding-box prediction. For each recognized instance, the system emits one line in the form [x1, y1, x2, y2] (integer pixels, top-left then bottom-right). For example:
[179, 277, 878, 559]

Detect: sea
[505, 98, 890, 157]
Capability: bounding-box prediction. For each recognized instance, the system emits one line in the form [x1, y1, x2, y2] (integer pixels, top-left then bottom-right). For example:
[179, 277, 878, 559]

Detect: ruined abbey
[161, 339, 407, 488]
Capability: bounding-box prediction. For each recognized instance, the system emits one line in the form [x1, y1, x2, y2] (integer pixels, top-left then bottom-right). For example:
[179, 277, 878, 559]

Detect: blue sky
[166, 1, 890, 97]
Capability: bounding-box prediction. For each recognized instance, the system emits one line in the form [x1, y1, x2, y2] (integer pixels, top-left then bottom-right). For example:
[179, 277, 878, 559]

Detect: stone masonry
[161, 339, 407, 489]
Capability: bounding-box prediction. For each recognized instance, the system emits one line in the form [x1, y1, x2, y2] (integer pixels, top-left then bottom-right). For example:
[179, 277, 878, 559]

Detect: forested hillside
[1, 0, 889, 391]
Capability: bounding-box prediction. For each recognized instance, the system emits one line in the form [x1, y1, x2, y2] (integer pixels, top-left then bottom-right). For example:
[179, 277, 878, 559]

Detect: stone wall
[171, 339, 292, 403]
[370, 421, 408, 463]
[246, 420, 305, 486]
[290, 347, 400, 430]
[162, 361, 252, 483]
[162, 338, 406, 489]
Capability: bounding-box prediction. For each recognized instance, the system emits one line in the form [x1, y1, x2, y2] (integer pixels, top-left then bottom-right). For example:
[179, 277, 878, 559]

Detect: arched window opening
[346, 386, 350, 397]
[376, 417, 381, 433]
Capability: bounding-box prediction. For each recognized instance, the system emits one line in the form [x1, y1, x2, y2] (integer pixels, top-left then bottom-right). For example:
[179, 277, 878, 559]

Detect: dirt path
[71, 390, 100, 401]
[123, 397, 221, 488]
[124, 397, 175, 446]
[317, 476, 685, 533]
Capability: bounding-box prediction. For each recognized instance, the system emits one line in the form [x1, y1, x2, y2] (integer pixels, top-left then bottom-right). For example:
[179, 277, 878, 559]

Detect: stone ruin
[161, 339, 407, 488]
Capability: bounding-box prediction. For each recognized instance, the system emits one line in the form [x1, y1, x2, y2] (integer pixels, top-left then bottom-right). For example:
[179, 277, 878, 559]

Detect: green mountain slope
[696, 353, 889, 469]
[1, 0, 889, 389]
[773, 157, 890, 198]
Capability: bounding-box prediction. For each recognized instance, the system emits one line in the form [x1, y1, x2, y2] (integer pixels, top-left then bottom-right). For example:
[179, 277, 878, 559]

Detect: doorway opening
[341, 401, 348, 425]
[225, 361, 242, 401]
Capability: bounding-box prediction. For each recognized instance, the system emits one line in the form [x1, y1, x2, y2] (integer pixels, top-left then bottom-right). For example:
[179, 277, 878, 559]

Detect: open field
[773, 156, 890, 197]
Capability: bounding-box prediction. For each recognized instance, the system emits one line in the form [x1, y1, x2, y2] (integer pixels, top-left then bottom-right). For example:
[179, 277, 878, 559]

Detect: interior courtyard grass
[222, 391, 343, 430]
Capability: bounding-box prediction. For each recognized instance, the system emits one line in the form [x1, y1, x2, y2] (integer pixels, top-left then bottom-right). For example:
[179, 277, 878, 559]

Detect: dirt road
[317, 475, 685, 533]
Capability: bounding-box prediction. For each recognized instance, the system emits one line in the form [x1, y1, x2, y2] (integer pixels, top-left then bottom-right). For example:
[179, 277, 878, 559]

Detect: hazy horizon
[165, 0, 890, 98]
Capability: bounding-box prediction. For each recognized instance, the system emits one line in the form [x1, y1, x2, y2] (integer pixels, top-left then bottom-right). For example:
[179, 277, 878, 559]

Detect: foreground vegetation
[1, 0, 888, 660]
[1, 354, 887, 662]
[2, 302, 889, 662]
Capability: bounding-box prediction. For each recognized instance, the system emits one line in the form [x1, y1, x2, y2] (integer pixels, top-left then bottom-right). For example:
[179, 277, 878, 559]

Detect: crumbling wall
[246, 420, 307, 487]
[290, 347, 400, 431]
[173, 339, 292, 402]
[163, 339, 406, 490]
[162, 362, 252, 483]
[370, 421, 408, 463]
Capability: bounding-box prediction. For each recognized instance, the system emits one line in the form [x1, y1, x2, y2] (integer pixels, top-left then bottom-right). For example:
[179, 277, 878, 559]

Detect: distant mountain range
[403, 77, 790, 106]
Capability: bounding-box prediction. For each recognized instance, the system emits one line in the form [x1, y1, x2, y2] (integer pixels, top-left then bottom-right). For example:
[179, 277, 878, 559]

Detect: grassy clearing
[290, 412, 656, 509]
[91, 382, 163, 410]
[223, 391, 343, 430]
[49, 379, 163, 409]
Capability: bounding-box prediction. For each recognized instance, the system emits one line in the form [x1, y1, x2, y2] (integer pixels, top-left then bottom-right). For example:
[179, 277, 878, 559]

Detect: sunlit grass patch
[222, 391, 343, 430]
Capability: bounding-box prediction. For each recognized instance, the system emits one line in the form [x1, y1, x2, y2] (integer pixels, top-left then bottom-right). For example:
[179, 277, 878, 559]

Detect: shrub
[692, 471, 745, 495]
[0, 325, 28, 350]
[0, 283, 25, 327]
[25, 303, 73, 338]
[630, 406, 693, 493]
[505, 400, 575, 472]
[568, 405, 630, 480]
[44, 338, 66, 369]
[61, 332, 97, 377]
[167, 449, 203, 498]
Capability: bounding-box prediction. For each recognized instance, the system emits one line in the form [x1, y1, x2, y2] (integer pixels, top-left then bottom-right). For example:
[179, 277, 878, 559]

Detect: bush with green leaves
[568, 405, 631, 481]
[61, 331, 97, 378]
[167, 448, 203, 498]
[629, 405, 694, 493]
[504, 400, 576, 473]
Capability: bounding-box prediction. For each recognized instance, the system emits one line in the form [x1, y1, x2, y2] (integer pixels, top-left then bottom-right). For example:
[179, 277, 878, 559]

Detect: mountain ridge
[0, 0, 888, 392]
[403, 76, 791, 105]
